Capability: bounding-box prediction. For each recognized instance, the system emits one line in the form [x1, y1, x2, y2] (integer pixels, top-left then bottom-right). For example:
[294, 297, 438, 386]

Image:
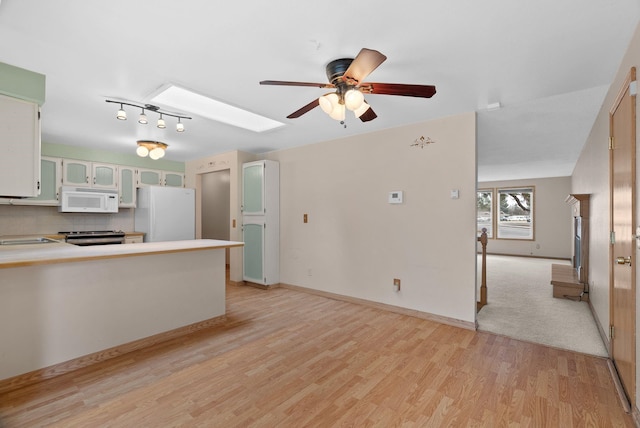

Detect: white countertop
[0, 239, 244, 269]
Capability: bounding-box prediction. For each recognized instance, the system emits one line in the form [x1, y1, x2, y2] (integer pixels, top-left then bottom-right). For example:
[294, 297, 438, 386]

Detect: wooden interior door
[610, 67, 636, 404]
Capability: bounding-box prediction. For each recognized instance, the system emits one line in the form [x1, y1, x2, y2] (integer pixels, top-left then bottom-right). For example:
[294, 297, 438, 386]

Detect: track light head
[116, 104, 127, 120]
[138, 109, 148, 124]
[157, 114, 166, 129]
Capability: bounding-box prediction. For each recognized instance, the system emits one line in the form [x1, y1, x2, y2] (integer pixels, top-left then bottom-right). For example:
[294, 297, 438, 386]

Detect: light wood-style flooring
[0, 283, 634, 427]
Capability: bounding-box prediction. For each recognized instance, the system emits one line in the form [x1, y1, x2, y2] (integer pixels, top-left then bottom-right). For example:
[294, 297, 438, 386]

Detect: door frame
[609, 66, 637, 404]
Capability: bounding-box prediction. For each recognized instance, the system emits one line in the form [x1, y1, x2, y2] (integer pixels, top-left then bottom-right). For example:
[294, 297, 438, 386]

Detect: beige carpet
[476, 255, 608, 357]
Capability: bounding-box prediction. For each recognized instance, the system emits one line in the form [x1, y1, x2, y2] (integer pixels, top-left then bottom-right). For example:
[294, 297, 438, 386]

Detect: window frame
[476, 188, 494, 239]
[496, 186, 535, 241]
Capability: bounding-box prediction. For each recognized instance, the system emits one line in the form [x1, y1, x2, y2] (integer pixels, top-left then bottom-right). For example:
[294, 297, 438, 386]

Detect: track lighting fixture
[106, 99, 191, 132]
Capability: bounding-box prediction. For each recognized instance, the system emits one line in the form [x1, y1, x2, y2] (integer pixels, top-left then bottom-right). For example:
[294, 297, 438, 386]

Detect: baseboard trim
[0, 315, 226, 395]
[588, 297, 611, 355]
[279, 283, 476, 331]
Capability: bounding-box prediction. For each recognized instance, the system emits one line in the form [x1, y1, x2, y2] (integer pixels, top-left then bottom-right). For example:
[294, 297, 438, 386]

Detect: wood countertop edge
[0, 243, 244, 269]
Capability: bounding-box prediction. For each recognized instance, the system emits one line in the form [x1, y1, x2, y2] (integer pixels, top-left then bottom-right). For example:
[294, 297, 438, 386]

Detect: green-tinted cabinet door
[119, 166, 136, 207]
[92, 163, 117, 189]
[243, 222, 264, 283]
[29, 156, 61, 204]
[242, 162, 264, 215]
[62, 160, 90, 186]
[138, 169, 162, 186]
[163, 172, 184, 187]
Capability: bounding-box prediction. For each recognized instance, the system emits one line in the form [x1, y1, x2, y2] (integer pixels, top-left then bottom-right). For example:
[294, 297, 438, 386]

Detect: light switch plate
[389, 191, 403, 204]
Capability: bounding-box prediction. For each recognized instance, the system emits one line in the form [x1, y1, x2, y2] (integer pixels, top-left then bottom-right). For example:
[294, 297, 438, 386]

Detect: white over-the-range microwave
[59, 186, 119, 213]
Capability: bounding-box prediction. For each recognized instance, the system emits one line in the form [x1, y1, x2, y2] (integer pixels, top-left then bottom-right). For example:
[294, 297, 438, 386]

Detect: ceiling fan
[260, 48, 436, 123]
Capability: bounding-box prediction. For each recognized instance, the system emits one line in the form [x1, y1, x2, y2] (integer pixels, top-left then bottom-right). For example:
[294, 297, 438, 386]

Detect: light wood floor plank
[0, 283, 635, 427]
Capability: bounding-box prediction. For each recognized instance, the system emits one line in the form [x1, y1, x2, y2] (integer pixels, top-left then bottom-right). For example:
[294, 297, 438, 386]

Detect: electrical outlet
[304, 214, 308, 223]
[393, 278, 401, 292]
[307, 268, 312, 276]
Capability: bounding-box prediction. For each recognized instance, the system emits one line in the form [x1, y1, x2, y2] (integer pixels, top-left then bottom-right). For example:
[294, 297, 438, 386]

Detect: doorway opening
[201, 169, 231, 265]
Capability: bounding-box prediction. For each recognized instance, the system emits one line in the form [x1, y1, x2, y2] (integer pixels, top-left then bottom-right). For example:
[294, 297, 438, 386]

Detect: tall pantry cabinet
[242, 160, 279, 286]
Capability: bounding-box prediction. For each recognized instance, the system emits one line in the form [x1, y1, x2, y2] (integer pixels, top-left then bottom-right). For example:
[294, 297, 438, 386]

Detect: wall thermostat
[389, 191, 403, 204]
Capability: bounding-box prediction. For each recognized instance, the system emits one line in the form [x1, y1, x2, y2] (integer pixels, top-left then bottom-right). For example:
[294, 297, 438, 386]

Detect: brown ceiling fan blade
[342, 48, 387, 85]
[260, 80, 334, 89]
[287, 99, 320, 118]
[361, 82, 437, 98]
[358, 106, 377, 122]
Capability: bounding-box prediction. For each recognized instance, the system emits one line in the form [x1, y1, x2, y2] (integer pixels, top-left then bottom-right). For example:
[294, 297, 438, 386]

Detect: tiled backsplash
[0, 205, 135, 235]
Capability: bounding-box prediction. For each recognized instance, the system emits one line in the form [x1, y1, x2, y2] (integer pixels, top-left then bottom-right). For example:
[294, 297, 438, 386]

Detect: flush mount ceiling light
[106, 100, 191, 132]
[136, 140, 168, 160]
[149, 84, 284, 133]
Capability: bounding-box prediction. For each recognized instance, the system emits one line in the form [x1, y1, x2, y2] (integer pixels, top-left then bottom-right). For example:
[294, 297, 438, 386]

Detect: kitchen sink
[0, 237, 60, 245]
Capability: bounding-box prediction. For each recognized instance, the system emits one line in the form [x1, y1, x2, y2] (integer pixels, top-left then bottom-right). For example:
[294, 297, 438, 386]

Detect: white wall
[265, 112, 478, 323]
[572, 21, 640, 410]
[478, 176, 572, 259]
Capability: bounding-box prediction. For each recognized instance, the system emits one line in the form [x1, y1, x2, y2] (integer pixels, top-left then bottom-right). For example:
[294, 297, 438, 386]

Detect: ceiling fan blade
[360, 82, 436, 98]
[358, 106, 377, 122]
[287, 99, 320, 118]
[342, 48, 387, 85]
[260, 80, 334, 89]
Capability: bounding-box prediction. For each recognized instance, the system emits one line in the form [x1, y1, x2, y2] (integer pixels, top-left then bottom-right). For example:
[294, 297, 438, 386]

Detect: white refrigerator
[135, 186, 195, 242]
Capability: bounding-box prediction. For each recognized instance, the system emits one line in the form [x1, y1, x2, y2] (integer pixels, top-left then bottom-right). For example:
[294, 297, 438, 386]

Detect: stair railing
[477, 228, 488, 311]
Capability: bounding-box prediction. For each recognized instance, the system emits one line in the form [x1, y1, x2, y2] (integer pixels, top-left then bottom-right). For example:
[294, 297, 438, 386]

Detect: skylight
[149, 85, 285, 133]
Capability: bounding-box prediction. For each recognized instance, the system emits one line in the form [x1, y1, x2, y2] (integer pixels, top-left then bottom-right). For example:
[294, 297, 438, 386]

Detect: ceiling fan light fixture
[344, 89, 364, 111]
[354, 101, 371, 118]
[329, 103, 345, 121]
[319, 93, 339, 114]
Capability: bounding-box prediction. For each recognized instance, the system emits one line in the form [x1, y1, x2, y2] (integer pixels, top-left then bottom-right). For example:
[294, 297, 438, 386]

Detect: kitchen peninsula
[0, 239, 243, 390]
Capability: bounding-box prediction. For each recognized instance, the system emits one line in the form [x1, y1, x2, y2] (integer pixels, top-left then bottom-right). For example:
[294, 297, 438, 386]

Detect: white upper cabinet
[91, 163, 118, 189]
[62, 159, 90, 187]
[137, 169, 184, 187]
[163, 171, 185, 187]
[119, 166, 136, 207]
[27, 156, 62, 204]
[137, 169, 162, 187]
[62, 160, 117, 189]
[0, 94, 40, 197]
